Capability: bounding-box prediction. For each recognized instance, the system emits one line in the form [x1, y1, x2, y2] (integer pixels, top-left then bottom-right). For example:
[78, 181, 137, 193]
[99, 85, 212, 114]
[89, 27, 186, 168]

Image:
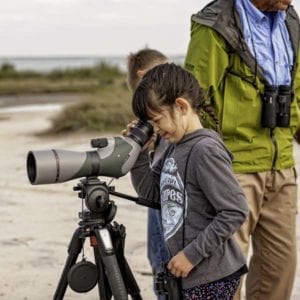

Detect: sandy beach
[1, 98, 300, 300]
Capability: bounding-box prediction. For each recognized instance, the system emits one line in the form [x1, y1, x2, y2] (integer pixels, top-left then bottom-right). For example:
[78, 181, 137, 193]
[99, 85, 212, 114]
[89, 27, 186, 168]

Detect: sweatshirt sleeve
[183, 139, 248, 266]
[130, 150, 162, 208]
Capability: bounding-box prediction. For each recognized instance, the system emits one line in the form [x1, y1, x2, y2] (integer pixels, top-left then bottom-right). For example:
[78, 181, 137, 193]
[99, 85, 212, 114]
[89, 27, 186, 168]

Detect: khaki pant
[234, 168, 297, 300]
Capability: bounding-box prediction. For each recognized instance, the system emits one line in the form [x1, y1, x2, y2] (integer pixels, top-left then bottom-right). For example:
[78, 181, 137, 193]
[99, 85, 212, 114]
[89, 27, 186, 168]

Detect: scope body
[27, 136, 141, 184]
[27, 121, 153, 185]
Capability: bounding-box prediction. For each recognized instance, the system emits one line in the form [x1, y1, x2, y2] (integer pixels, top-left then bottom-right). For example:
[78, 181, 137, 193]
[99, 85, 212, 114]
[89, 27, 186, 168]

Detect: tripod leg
[111, 224, 142, 300]
[93, 243, 112, 300]
[53, 227, 84, 300]
[118, 256, 143, 300]
[94, 228, 128, 300]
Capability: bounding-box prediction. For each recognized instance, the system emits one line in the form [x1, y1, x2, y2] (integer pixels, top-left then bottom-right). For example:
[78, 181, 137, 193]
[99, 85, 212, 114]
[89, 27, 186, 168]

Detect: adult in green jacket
[185, 0, 300, 299]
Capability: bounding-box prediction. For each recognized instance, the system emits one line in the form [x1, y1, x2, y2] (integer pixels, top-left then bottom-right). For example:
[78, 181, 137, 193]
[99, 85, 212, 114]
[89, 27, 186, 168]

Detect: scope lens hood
[27, 151, 37, 184]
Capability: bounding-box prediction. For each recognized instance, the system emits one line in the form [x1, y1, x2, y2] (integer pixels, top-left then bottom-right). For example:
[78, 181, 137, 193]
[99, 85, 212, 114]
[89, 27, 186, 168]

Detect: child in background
[126, 48, 169, 299]
[129, 63, 248, 299]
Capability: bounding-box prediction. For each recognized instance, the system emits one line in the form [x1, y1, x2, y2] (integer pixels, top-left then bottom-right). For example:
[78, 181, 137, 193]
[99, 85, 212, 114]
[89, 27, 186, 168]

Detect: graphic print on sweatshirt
[160, 157, 187, 240]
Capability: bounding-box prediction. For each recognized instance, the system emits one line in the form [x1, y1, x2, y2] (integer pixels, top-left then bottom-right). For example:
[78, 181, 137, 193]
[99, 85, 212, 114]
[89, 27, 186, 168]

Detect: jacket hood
[179, 128, 234, 161]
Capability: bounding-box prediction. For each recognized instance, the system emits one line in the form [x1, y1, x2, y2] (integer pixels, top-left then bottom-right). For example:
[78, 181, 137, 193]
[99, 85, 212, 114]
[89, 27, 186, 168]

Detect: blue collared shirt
[235, 0, 294, 85]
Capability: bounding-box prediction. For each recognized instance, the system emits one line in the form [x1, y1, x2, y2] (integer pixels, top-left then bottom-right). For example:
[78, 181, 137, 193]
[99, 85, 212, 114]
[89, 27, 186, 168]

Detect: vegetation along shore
[0, 61, 134, 134]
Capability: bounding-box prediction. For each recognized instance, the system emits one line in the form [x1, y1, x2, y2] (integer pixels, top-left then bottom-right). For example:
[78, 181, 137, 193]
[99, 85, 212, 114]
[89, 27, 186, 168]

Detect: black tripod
[53, 177, 143, 300]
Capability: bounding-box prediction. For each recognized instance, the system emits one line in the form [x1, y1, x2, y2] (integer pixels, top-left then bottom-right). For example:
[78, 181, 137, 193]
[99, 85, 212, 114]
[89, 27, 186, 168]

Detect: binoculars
[261, 85, 293, 129]
[155, 269, 181, 300]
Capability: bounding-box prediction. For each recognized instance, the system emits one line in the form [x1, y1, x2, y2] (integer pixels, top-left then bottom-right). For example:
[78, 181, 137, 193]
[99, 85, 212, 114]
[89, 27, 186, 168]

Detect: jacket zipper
[270, 128, 278, 172]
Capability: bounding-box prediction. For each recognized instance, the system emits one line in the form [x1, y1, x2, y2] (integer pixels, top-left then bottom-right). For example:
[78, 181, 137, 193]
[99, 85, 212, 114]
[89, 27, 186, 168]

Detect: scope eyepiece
[128, 120, 153, 147]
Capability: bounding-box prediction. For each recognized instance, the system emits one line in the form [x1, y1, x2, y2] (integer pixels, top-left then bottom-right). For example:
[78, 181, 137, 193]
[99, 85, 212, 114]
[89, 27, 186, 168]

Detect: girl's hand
[121, 120, 139, 137]
[167, 251, 194, 278]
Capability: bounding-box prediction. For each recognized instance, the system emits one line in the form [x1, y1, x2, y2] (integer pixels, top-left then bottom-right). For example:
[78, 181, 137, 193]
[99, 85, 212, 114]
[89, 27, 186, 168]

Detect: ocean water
[0, 55, 185, 73]
[0, 103, 63, 114]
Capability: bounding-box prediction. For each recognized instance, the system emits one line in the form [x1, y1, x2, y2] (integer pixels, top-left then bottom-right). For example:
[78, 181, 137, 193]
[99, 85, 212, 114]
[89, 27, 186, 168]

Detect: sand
[1, 101, 300, 300]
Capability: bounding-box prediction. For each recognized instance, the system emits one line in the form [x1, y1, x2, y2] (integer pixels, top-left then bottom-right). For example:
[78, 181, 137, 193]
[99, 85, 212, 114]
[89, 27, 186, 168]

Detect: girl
[126, 48, 170, 300]
[129, 63, 248, 299]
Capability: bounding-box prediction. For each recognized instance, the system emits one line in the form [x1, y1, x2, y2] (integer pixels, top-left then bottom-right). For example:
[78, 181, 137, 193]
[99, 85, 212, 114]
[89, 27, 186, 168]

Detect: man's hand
[167, 251, 194, 278]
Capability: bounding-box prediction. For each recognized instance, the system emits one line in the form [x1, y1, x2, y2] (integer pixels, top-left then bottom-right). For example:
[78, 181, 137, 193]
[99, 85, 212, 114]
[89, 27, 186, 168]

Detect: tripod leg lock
[98, 228, 114, 254]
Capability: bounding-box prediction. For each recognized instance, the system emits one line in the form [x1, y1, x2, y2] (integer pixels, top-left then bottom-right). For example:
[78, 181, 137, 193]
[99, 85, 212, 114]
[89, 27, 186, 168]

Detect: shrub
[47, 86, 134, 134]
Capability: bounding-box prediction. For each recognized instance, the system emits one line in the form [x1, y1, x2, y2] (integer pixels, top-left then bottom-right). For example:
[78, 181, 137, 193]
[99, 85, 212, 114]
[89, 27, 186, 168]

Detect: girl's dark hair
[132, 63, 220, 133]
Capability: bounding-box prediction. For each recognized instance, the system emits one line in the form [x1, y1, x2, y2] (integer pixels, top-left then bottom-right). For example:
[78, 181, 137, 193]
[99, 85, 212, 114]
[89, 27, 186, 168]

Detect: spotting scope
[27, 121, 153, 185]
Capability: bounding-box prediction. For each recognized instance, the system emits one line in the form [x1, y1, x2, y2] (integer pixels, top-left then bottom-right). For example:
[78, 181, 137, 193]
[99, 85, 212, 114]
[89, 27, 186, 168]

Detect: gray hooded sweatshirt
[131, 128, 248, 289]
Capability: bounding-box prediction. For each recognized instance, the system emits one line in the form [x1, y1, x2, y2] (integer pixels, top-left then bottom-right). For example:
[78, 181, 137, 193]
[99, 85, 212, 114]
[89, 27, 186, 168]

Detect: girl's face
[149, 105, 187, 143]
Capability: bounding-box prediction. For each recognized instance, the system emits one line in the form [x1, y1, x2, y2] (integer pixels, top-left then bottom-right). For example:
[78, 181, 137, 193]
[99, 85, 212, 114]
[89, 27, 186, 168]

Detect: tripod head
[74, 176, 160, 228]
[74, 177, 117, 225]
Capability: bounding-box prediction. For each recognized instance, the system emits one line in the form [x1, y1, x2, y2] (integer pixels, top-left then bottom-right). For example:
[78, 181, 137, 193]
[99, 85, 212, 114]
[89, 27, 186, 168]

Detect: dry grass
[45, 84, 134, 134]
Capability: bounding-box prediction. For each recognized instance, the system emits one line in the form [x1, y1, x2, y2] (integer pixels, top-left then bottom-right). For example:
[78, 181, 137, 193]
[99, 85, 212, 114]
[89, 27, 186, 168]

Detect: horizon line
[0, 54, 185, 59]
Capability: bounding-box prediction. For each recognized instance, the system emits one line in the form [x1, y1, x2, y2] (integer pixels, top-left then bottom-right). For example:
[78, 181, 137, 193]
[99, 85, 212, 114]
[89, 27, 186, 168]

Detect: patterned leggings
[183, 277, 240, 300]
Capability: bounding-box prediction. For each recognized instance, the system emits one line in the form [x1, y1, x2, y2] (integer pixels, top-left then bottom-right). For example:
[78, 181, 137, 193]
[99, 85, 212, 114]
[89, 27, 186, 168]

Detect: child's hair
[127, 48, 168, 91]
[132, 63, 220, 133]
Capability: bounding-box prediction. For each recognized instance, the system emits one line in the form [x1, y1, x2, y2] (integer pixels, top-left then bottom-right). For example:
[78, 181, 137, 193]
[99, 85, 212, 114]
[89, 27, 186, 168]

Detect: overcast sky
[1, 0, 300, 57]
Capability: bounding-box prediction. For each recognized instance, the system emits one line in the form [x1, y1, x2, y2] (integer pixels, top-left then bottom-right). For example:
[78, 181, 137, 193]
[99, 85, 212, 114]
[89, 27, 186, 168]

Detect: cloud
[2, 0, 299, 56]
[34, 0, 79, 4]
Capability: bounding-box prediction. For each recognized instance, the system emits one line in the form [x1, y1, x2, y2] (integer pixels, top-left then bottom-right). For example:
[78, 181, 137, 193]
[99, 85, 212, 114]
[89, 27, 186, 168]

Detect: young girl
[129, 63, 248, 299]
[126, 48, 170, 300]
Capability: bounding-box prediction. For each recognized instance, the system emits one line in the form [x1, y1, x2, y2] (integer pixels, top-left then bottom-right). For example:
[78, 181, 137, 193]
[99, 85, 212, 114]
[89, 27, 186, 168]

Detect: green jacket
[184, 0, 300, 173]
